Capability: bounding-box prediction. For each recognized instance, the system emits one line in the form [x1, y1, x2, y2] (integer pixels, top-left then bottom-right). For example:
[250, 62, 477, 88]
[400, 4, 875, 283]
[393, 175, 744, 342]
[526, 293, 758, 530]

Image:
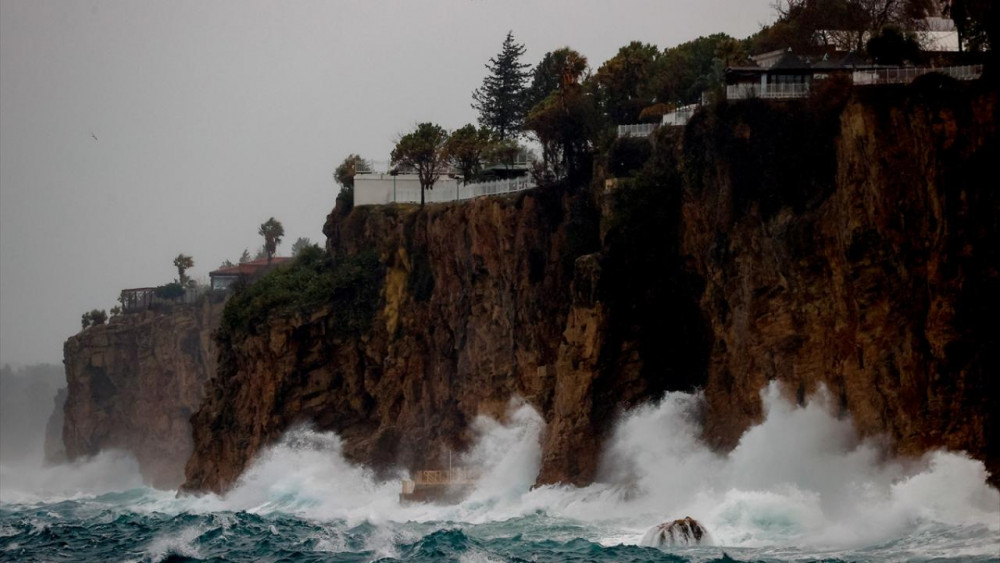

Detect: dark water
[3, 389, 998, 562]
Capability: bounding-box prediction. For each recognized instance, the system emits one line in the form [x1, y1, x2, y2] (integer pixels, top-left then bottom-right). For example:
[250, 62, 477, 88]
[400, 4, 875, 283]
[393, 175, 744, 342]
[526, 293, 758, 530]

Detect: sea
[2, 384, 998, 562]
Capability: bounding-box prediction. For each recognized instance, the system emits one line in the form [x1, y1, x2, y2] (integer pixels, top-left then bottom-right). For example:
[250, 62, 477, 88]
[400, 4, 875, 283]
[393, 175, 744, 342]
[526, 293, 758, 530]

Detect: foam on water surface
[2, 385, 997, 561]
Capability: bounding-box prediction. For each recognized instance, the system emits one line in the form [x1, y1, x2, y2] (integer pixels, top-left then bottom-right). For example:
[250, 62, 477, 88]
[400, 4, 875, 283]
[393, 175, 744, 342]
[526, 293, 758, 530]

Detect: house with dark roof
[725, 49, 874, 99]
[725, 48, 980, 100]
[209, 257, 292, 291]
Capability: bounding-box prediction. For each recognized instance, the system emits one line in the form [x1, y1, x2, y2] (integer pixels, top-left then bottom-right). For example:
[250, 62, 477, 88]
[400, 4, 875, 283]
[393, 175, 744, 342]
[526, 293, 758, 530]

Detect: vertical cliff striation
[183, 186, 627, 493]
[63, 299, 221, 488]
[183, 76, 997, 493]
[680, 78, 998, 479]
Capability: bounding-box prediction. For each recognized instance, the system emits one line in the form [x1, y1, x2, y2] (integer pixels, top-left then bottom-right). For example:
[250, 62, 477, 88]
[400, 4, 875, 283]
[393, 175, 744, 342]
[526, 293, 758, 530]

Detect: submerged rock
[640, 517, 709, 547]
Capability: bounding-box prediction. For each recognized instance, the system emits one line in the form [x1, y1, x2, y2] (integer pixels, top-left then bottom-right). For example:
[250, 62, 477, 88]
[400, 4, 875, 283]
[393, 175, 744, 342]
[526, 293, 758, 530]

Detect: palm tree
[258, 218, 284, 264]
[173, 254, 194, 286]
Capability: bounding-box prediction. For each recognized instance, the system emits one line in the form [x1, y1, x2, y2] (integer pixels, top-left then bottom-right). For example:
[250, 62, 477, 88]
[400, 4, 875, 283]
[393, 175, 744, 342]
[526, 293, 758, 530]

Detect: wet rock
[641, 517, 709, 547]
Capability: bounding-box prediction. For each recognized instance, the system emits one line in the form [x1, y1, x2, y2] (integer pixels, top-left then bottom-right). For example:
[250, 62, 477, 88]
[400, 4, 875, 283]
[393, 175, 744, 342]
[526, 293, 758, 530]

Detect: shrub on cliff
[80, 309, 108, 329]
[154, 282, 185, 300]
[218, 245, 383, 343]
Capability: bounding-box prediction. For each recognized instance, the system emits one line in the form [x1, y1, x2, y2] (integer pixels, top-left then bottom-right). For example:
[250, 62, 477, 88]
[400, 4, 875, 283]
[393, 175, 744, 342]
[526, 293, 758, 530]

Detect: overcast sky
[0, 0, 776, 366]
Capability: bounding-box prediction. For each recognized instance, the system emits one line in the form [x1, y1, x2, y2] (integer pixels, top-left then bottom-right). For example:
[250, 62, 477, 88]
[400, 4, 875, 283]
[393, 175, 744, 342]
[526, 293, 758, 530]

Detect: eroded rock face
[63, 299, 221, 488]
[683, 84, 999, 479]
[183, 187, 626, 493]
[183, 82, 997, 493]
[641, 517, 709, 547]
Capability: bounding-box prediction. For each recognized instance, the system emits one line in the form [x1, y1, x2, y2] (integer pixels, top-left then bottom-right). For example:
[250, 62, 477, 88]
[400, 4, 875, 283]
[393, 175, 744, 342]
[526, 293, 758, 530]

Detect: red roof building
[209, 257, 292, 291]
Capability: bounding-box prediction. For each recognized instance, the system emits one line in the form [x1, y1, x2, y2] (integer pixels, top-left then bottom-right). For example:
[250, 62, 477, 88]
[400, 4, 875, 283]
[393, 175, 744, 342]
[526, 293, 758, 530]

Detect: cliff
[680, 77, 998, 478]
[63, 298, 222, 488]
[183, 76, 997, 493]
[183, 188, 609, 492]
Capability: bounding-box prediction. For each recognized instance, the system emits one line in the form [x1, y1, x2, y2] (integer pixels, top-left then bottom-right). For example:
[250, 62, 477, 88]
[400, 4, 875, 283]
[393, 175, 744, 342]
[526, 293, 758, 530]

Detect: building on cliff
[725, 49, 982, 100]
[209, 257, 291, 291]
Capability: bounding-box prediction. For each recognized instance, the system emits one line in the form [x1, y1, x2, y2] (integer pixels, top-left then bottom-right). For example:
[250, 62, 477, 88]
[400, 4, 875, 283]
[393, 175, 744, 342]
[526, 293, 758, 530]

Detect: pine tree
[472, 31, 530, 140]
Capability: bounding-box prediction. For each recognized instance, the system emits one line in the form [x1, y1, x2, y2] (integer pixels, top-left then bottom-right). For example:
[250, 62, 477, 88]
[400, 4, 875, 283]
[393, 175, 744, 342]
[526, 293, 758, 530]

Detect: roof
[210, 256, 292, 277]
[768, 50, 812, 71]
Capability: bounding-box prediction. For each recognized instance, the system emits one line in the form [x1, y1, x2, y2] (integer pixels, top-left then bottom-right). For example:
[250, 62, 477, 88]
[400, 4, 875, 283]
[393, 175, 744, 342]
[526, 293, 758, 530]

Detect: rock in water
[640, 517, 709, 547]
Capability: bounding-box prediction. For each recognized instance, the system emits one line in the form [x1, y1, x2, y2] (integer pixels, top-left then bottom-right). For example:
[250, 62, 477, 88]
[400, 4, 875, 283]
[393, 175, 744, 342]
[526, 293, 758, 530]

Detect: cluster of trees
[754, 0, 993, 56]
[336, 3, 993, 207]
[80, 309, 108, 329]
[376, 31, 760, 205]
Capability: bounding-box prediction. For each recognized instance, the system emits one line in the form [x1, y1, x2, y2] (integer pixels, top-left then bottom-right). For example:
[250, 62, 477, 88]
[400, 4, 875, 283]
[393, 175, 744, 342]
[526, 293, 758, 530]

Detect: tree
[334, 154, 371, 191]
[526, 48, 586, 112]
[173, 254, 194, 287]
[946, 0, 995, 53]
[81, 309, 108, 329]
[291, 237, 313, 256]
[484, 137, 523, 176]
[219, 259, 236, 268]
[239, 249, 252, 264]
[594, 41, 660, 124]
[444, 124, 491, 184]
[258, 217, 285, 264]
[524, 48, 598, 181]
[472, 31, 531, 140]
[333, 153, 371, 212]
[867, 25, 922, 64]
[764, 0, 935, 52]
[391, 123, 450, 207]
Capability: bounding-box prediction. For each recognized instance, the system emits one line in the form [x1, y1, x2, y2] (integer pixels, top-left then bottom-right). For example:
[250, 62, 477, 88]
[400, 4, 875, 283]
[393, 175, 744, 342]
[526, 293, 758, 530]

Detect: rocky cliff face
[183, 78, 997, 493]
[684, 81, 998, 479]
[63, 299, 221, 488]
[183, 188, 616, 493]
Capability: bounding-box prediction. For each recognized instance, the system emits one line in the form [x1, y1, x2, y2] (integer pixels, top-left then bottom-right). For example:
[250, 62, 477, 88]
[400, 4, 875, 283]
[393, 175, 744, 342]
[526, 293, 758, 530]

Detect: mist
[0, 363, 65, 465]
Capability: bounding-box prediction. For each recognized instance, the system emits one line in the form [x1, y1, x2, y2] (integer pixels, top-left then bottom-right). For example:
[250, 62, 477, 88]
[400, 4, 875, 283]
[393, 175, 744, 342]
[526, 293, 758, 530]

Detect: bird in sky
[90, 132, 98, 141]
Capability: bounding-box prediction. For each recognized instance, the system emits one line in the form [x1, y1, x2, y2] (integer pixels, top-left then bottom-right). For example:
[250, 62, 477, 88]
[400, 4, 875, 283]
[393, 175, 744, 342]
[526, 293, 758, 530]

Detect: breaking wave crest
[2, 385, 997, 561]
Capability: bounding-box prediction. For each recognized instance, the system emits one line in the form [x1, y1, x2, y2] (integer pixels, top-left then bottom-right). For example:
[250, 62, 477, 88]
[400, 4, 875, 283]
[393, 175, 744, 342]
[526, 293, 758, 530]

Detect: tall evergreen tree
[472, 31, 530, 140]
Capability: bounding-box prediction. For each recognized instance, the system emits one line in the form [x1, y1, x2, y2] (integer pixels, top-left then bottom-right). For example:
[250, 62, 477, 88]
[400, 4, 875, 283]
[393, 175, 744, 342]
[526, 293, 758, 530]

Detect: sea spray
[0, 449, 144, 504]
[2, 384, 997, 561]
[460, 399, 545, 506]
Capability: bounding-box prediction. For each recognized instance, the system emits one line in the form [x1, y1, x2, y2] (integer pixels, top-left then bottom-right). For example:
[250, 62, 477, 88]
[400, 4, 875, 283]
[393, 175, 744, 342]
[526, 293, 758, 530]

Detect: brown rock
[63, 299, 222, 489]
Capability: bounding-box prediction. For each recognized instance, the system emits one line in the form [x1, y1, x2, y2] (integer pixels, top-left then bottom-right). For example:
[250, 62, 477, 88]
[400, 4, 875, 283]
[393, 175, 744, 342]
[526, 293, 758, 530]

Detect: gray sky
[0, 0, 775, 365]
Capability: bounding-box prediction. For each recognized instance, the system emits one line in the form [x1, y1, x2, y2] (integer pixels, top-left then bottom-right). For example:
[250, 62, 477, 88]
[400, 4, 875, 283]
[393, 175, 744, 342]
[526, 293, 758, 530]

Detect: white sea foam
[0, 449, 144, 504]
[10, 384, 996, 559]
[164, 383, 999, 558]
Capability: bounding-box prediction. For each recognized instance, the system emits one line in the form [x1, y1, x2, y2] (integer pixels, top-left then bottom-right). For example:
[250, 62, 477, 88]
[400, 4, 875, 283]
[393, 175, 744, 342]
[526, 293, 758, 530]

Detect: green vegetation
[755, 0, 935, 53]
[258, 217, 285, 264]
[947, 0, 994, 54]
[391, 123, 450, 207]
[444, 124, 492, 184]
[866, 25, 922, 65]
[334, 154, 372, 212]
[524, 48, 598, 182]
[472, 31, 531, 140]
[173, 253, 194, 287]
[154, 282, 185, 300]
[291, 237, 314, 256]
[80, 309, 108, 329]
[218, 245, 383, 342]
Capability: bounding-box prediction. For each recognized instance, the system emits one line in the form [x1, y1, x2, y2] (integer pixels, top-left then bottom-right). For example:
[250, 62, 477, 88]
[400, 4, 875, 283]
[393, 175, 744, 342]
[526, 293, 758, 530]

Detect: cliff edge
[182, 77, 997, 493]
[63, 299, 221, 488]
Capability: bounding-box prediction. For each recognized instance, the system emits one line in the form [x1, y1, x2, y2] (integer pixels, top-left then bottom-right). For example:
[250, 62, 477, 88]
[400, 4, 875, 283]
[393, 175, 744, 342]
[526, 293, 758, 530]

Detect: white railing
[616, 123, 659, 138]
[726, 83, 810, 100]
[662, 104, 698, 126]
[727, 65, 984, 100]
[853, 64, 983, 85]
[354, 173, 536, 206]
